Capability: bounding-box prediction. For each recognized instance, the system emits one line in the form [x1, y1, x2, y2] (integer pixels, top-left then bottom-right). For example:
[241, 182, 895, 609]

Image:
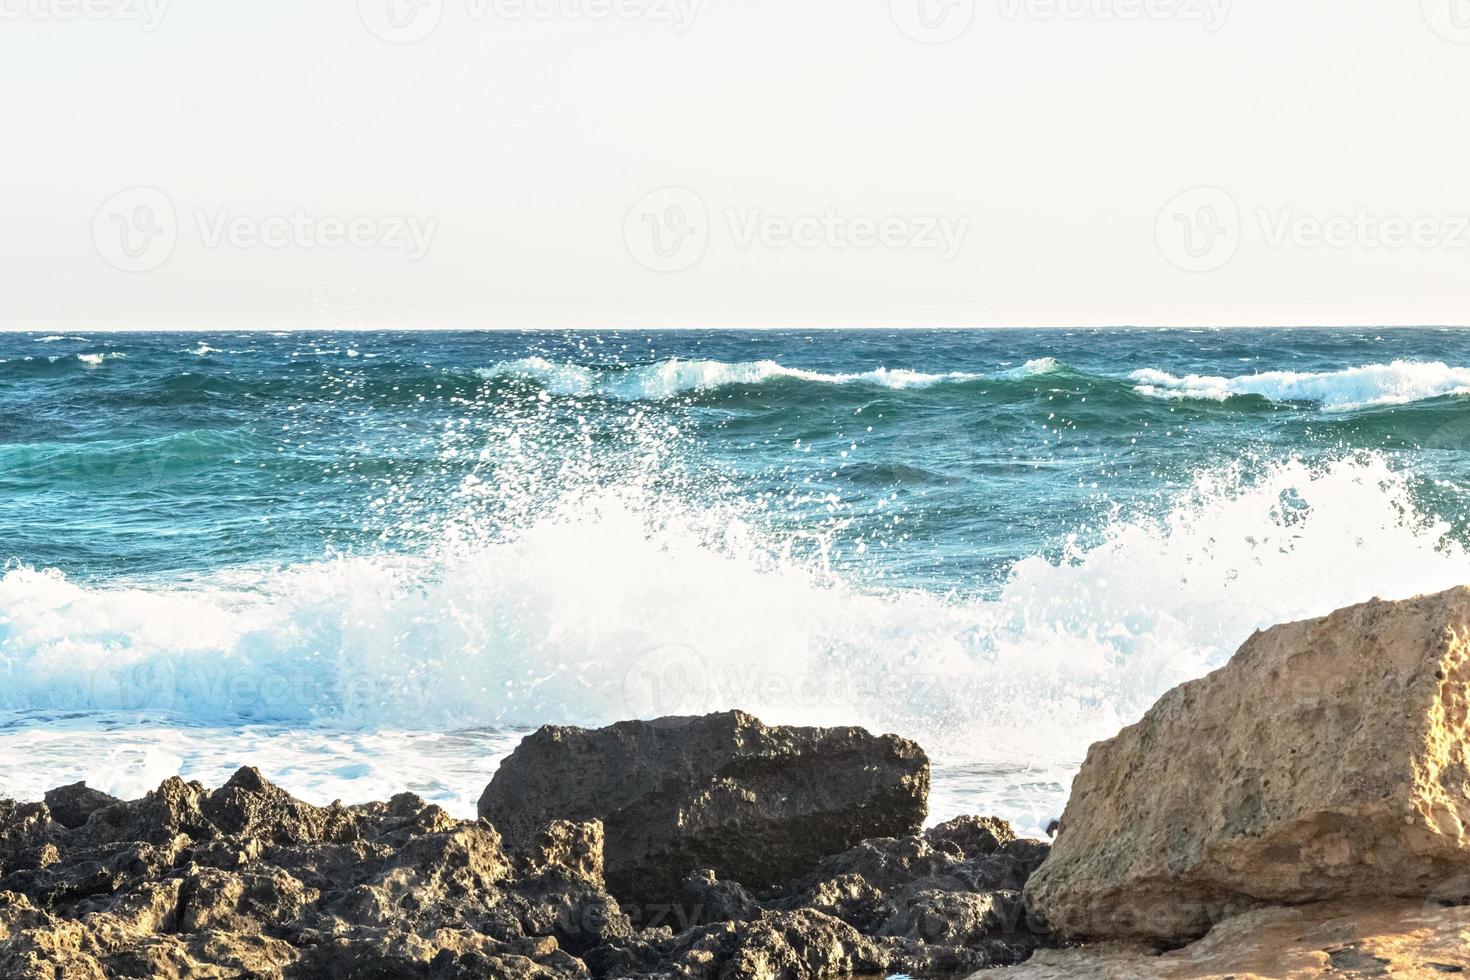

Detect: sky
[2, 0, 1469, 330]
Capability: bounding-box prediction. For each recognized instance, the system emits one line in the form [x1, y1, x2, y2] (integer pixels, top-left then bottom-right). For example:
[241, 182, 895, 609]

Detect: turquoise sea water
[1, 328, 1468, 833]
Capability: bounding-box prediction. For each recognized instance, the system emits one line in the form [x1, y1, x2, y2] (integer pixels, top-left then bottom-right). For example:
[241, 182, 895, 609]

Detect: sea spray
[476, 356, 992, 400]
[2, 328, 1468, 832]
[2, 454, 1465, 767]
[1132, 359, 1470, 411]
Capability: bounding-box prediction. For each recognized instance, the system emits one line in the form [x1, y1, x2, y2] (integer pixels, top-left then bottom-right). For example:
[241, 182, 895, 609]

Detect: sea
[2, 328, 1468, 837]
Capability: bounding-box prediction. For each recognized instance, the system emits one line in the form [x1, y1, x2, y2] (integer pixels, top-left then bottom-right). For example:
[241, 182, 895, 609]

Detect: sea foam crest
[477, 357, 993, 400]
[1132, 360, 1470, 411]
[1, 453, 1464, 770]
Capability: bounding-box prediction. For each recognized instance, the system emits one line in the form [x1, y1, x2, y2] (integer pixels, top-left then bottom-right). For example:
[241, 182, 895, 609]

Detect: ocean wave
[473, 356, 1070, 401]
[0, 352, 129, 370]
[1, 453, 1463, 767]
[1132, 360, 1470, 411]
[998, 357, 1063, 379]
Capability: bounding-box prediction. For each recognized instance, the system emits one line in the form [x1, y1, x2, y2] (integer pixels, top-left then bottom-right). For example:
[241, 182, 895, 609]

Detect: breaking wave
[2, 452, 1464, 767]
[473, 356, 1065, 401]
[477, 355, 1470, 412]
[1132, 360, 1470, 411]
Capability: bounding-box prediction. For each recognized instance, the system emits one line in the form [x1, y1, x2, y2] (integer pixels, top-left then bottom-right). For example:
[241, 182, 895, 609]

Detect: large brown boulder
[1025, 586, 1470, 942]
[478, 711, 930, 911]
[988, 900, 1470, 979]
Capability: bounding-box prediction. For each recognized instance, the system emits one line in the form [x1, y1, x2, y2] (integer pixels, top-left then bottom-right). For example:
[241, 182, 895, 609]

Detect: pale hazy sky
[2, 0, 1469, 329]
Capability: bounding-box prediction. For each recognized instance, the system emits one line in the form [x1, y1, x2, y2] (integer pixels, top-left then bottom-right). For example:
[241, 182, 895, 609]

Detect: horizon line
[3, 324, 1469, 334]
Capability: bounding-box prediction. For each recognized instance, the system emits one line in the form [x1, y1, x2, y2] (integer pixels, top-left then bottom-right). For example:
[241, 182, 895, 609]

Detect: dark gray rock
[667, 909, 891, 979]
[42, 782, 121, 830]
[478, 710, 930, 910]
[0, 768, 614, 978]
[0, 719, 1058, 979]
[877, 888, 1012, 945]
[956, 838, 1052, 894]
[927, 814, 1016, 859]
[783, 871, 894, 931]
[775, 818, 1052, 950]
[793, 834, 951, 897]
[682, 868, 763, 926]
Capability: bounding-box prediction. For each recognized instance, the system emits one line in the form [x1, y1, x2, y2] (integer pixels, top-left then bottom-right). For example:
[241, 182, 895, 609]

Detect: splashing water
[1132, 360, 1470, 411]
[476, 356, 992, 400]
[1, 456, 1464, 796]
[1, 329, 1467, 833]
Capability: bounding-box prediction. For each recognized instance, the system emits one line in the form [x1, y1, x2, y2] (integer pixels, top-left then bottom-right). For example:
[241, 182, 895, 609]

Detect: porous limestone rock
[0, 763, 1051, 978]
[988, 899, 1470, 979]
[0, 768, 619, 978]
[1026, 586, 1470, 941]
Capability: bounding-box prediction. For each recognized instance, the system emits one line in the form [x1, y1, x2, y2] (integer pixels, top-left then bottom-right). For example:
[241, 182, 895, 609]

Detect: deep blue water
[2, 328, 1467, 588]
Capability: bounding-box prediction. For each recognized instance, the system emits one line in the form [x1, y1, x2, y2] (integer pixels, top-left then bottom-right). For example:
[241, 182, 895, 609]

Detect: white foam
[477, 357, 984, 400]
[1132, 360, 1470, 411]
[77, 352, 126, 367]
[1, 454, 1464, 769]
[476, 356, 600, 396]
[1, 448, 1465, 837]
[998, 357, 1063, 379]
[0, 716, 519, 816]
[0, 714, 1067, 834]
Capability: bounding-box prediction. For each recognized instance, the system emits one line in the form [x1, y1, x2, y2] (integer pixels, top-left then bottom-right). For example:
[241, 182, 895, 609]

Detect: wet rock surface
[0, 748, 1051, 977]
[479, 711, 932, 914]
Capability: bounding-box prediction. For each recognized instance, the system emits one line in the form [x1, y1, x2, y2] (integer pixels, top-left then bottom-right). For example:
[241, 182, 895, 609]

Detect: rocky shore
[0, 712, 1054, 978]
[4, 586, 1470, 978]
